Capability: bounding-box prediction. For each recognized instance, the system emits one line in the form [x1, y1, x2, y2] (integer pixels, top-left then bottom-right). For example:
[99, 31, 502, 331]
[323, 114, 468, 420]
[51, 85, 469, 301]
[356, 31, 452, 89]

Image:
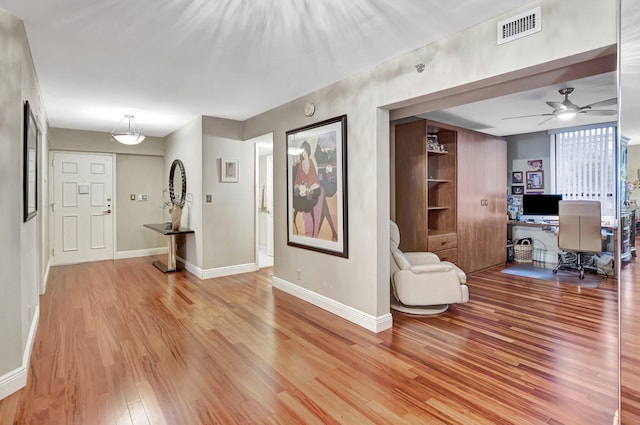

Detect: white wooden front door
[52, 152, 114, 265]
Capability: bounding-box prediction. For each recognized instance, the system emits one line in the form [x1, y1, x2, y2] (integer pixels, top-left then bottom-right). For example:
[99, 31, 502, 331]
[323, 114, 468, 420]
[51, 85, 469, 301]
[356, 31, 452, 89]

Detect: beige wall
[164, 117, 203, 268]
[242, 0, 617, 320]
[49, 127, 164, 156]
[0, 7, 48, 387]
[116, 154, 165, 252]
[202, 116, 253, 270]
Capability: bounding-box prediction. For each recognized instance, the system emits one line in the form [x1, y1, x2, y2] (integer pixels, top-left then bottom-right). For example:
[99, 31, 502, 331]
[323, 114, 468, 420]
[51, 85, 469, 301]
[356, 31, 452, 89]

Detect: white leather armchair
[390, 220, 469, 314]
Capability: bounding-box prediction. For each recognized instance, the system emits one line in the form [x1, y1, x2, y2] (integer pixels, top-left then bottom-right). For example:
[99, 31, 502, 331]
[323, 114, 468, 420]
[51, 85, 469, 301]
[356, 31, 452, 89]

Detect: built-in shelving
[394, 119, 457, 253]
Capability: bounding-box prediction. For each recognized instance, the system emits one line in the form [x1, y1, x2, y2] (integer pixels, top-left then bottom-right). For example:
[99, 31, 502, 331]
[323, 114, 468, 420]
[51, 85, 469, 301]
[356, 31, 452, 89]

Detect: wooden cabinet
[457, 130, 507, 273]
[394, 120, 457, 258]
[394, 118, 506, 274]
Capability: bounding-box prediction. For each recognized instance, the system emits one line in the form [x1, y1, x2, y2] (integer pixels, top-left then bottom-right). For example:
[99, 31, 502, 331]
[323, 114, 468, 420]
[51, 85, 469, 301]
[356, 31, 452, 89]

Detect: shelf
[427, 179, 452, 183]
[428, 206, 449, 211]
[427, 229, 456, 237]
[427, 149, 448, 155]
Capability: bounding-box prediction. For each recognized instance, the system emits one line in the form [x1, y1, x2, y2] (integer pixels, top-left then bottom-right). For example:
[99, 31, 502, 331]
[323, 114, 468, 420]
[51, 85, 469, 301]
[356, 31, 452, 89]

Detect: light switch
[130, 194, 136, 201]
[206, 194, 212, 203]
[139, 194, 149, 201]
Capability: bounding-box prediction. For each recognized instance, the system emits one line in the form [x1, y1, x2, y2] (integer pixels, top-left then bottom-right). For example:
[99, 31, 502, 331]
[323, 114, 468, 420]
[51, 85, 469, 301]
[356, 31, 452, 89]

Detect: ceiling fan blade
[584, 97, 617, 108]
[583, 109, 617, 116]
[502, 113, 553, 120]
[546, 101, 566, 111]
[538, 116, 557, 125]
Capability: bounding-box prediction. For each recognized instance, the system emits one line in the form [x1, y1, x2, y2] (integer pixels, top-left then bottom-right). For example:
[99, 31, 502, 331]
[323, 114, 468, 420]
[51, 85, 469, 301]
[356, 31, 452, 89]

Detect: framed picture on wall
[527, 159, 543, 170]
[526, 170, 544, 190]
[23, 100, 39, 222]
[512, 185, 524, 195]
[512, 171, 523, 184]
[221, 158, 239, 182]
[286, 115, 348, 258]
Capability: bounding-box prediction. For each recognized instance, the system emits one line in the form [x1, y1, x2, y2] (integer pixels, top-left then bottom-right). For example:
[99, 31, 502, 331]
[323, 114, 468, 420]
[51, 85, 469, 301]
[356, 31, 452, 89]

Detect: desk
[507, 220, 616, 264]
[143, 223, 194, 272]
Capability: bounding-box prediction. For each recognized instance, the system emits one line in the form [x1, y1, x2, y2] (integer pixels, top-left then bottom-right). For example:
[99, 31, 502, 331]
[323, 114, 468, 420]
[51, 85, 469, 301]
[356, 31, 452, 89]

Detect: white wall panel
[62, 161, 78, 174]
[90, 162, 105, 174]
[90, 214, 105, 249]
[62, 182, 78, 207]
[62, 215, 78, 251]
[90, 183, 105, 207]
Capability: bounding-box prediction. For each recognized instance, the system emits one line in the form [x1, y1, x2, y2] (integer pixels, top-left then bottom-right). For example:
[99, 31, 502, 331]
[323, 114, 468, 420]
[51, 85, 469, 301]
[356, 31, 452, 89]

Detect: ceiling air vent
[497, 6, 541, 45]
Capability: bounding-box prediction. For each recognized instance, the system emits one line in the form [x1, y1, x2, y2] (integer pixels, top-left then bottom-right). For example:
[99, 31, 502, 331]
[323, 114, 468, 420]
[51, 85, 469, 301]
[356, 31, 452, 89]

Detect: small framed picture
[512, 171, 523, 184]
[527, 159, 543, 171]
[221, 158, 239, 182]
[511, 185, 524, 195]
[526, 170, 544, 190]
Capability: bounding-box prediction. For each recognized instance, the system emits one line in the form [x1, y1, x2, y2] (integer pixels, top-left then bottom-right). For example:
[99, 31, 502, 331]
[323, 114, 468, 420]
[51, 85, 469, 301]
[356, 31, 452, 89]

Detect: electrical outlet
[139, 194, 149, 201]
[130, 194, 136, 201]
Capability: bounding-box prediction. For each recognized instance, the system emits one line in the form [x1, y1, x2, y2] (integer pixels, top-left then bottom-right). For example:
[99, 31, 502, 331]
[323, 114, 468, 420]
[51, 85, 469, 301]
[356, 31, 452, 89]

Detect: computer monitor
[521, 194, 563, 221]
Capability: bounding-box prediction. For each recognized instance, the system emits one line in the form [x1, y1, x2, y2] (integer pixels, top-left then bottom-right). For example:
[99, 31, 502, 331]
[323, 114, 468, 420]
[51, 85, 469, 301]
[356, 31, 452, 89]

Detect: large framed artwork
[23, 100, 39, 222]
[286, 115, 348, 258]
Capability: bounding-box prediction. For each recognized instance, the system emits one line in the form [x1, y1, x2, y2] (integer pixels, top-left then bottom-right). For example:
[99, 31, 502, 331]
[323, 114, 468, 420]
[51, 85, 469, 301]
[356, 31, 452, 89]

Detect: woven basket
[514, 239, 533, 263]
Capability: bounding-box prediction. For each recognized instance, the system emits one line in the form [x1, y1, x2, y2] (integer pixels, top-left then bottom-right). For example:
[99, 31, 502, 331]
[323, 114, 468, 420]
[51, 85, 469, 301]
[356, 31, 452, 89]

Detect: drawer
[428, 233, 457, 251]
[435, 248, 458, 263]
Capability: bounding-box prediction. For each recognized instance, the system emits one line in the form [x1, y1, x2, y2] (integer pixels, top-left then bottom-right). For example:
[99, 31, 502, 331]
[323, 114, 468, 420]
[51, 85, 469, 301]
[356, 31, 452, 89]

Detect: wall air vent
[497, 6, 541, 45]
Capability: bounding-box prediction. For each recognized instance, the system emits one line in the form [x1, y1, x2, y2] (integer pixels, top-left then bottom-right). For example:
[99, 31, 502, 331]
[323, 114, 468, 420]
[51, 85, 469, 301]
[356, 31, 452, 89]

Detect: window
[551, 123, 617, 218]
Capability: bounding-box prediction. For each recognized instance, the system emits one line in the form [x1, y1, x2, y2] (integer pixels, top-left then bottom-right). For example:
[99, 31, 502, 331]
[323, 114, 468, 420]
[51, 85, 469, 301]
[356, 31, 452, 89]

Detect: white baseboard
[183, 259, 258, 280]
[115, 247, 167, 260]
[272, 277, 393, 333]
[0, 305, 40, 400]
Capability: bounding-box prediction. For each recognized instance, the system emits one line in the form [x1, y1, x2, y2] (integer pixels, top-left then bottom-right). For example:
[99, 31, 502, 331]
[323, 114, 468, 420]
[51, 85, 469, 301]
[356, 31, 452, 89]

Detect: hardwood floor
[621, 256, 640, 424]
[0, 256, 622, 424]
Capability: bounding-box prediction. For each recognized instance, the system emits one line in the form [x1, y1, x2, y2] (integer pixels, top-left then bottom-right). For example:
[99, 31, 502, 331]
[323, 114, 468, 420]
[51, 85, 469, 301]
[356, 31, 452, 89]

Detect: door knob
[103, 209, 112, 214]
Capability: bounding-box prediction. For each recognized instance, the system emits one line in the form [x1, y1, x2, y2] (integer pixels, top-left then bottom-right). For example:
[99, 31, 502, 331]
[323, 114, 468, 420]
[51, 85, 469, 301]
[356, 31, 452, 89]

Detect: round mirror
[169, 159, 187, 207]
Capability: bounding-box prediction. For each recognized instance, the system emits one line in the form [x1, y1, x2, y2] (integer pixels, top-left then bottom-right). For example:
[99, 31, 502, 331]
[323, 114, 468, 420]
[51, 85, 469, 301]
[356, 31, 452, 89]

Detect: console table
[143, 223, 194, 272]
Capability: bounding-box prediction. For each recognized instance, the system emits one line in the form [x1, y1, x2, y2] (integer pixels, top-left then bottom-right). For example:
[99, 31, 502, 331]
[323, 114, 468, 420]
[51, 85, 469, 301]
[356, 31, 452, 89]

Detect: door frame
[49, 150, 117, 266]
[253, 135, 274, 269]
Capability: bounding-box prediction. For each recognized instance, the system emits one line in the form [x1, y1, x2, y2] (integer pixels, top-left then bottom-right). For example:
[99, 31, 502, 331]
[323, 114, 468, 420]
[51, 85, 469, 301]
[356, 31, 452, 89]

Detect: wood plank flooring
[0, 256, 623, 424]
[620, 256, 640, 424]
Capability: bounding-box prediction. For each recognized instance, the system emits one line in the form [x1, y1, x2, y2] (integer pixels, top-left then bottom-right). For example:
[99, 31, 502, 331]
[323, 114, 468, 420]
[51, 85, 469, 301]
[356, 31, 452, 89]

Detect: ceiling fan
[503, 87, 617, 125]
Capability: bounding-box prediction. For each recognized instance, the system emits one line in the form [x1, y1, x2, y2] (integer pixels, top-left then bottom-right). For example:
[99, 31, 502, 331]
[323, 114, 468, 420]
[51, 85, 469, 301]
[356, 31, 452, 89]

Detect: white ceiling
[0, 0, 533, 137]
[419, 72, 618, 137]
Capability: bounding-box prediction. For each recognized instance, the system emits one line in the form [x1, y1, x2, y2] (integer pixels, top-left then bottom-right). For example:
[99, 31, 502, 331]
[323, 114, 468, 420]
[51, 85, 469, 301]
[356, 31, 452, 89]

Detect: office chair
[552, 200, 605, 279]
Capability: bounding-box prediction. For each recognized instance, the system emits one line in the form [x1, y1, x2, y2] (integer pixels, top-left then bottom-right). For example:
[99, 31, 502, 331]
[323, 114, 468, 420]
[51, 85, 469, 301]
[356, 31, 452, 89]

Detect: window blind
[554, 125, 616, 217]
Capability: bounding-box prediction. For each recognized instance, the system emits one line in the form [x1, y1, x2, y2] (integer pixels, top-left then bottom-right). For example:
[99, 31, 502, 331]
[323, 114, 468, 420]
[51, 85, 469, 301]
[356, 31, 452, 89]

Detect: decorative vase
[169, 205, 182, 231]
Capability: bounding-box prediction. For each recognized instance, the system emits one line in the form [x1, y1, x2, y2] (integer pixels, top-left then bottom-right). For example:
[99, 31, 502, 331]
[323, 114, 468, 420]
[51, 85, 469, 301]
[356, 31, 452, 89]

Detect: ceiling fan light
[558, 111, 576, 121]
[111, 114, 145, 145]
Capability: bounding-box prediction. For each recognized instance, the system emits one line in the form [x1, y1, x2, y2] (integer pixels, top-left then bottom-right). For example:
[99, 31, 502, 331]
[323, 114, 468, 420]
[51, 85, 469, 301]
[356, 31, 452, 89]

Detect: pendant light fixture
[111, 114, 145, 145]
